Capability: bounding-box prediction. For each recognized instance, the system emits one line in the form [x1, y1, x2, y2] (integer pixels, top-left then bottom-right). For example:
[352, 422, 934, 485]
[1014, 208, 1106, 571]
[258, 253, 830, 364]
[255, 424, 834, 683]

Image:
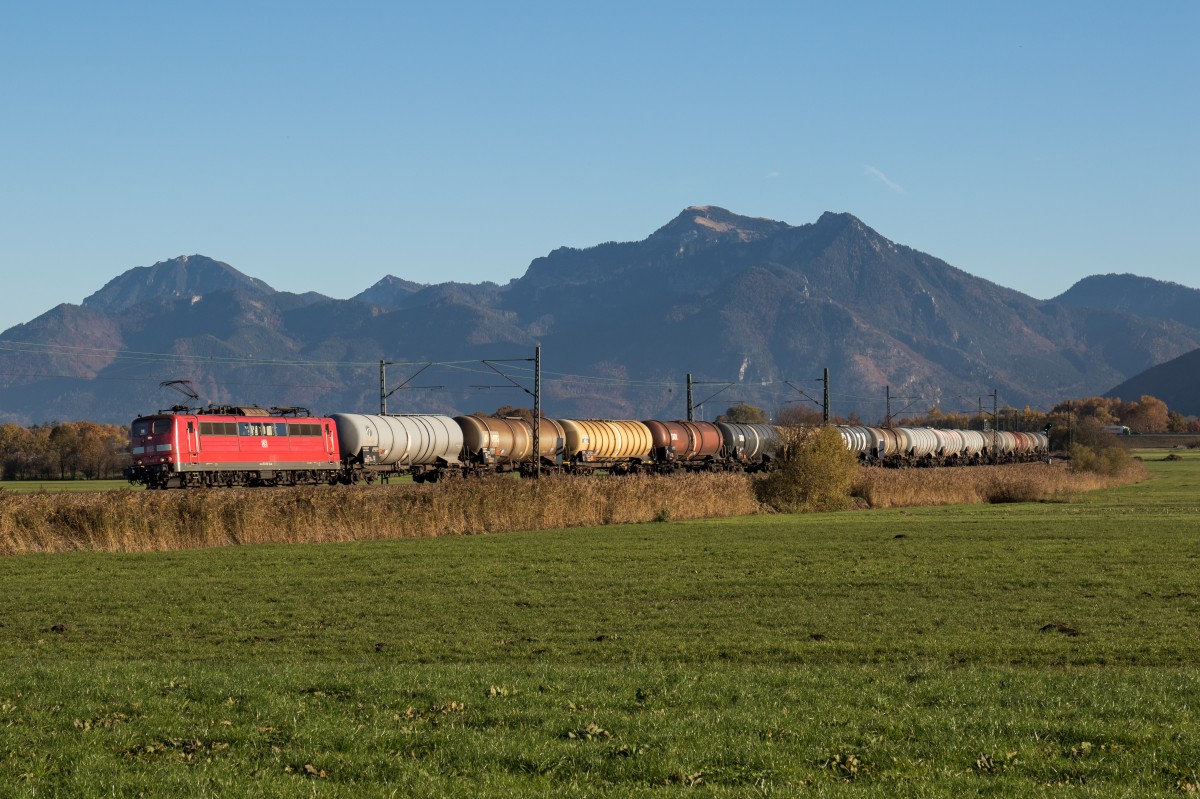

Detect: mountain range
[1, 207, 1198, 426]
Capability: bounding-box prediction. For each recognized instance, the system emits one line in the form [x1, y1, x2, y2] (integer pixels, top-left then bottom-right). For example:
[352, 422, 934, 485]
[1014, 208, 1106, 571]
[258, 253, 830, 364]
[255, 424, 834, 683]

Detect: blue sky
[1, 2, 1196, 333]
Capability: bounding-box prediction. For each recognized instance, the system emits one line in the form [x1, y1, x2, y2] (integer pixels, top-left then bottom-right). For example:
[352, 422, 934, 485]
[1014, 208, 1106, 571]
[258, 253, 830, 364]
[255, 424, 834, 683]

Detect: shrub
[755, 426, 859, 513]
[1069, 443, 1133, 477]
[1069, 443, 1098, 473]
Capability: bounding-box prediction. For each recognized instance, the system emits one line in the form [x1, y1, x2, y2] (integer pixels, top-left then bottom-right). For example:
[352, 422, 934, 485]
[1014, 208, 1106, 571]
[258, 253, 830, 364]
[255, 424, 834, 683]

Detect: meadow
[0, 479, 136, 494]
[0, 451, 1197, 795]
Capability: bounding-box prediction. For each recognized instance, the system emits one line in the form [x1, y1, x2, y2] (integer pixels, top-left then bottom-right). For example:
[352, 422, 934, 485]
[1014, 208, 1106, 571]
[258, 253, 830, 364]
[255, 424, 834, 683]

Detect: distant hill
[1107, 347, 1200, 417]
[2, 207, 1199, 425]
[1052, 273, 1200, 330]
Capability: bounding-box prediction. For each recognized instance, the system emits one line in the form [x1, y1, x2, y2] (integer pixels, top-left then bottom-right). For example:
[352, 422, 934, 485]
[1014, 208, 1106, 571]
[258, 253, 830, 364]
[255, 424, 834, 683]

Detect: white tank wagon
[897, 427, 941, 461]
[931, 428, 966, 462]
[837, 426, 900, 462]
[959, 430, 988, 461]
[331, 413, 464, 483]
[837, 426, 872, 458]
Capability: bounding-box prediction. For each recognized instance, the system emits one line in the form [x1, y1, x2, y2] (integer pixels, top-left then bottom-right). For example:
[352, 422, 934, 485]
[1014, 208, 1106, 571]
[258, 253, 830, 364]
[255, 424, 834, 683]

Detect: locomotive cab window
[237, 421, 288, 437]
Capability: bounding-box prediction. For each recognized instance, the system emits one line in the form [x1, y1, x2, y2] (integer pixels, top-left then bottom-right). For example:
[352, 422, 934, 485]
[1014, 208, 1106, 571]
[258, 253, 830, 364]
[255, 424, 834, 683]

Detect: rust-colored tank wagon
[716, 422, 779, 467]
[532, 417, 569, 462]
[456, 415, 530, 464]
[1013, 431, 1049, 457]
[643, 420, 723, 463]
[560, 419, 653, 466]
[455, 415, 568, 470]
[331, 413, 463, 480]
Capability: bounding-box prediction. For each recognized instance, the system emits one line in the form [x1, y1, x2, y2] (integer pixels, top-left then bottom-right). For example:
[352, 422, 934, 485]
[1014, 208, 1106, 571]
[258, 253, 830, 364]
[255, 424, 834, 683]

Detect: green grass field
[1, 452, 1198, 795]
[0, 479, 138, 493]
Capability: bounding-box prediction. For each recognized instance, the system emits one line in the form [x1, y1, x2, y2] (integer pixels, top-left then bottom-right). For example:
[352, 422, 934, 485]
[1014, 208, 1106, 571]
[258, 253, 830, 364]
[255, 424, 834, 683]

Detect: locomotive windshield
[132, 418, 172, 436]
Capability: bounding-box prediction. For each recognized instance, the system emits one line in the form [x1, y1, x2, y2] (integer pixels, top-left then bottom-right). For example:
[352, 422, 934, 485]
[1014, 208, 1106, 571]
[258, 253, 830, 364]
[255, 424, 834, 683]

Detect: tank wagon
[836, 425, 1048, 466]
[644, 420, 723, 471]
[715, 422, 780, 472]
[331, 413, 463, 483]
[455, 415, 567, 477]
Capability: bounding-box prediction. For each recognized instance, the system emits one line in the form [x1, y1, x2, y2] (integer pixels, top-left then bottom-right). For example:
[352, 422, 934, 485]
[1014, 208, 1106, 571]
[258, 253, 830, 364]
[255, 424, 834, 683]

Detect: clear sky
[1, 2, 1196, 334]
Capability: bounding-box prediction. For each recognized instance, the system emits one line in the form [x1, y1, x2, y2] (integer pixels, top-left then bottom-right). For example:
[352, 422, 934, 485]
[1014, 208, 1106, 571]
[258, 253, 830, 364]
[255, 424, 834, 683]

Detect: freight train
[123, 405, 1049, 489]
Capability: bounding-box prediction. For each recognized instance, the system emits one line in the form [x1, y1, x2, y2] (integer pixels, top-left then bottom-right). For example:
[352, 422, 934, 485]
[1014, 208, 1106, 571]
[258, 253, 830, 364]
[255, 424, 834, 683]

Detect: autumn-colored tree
[775, 404, 824, 427]
[0, 421, 130, 480]
[715, 404, 768, 424]
[1120, 395, 1170, 433]
[489, 405, 535, 423]
[50, 423, 80, 479]
[0, 423, 32, 480]
[1167, 411, 1196, 433]
[1058, 397, 1120, 425]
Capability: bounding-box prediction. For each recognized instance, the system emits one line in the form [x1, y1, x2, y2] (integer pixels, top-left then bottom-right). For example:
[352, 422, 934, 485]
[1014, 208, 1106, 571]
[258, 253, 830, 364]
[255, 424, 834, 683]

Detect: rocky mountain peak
[353, 275, 428, 307]
[82, 255, 276, 314]
[649, 205, 793, 245]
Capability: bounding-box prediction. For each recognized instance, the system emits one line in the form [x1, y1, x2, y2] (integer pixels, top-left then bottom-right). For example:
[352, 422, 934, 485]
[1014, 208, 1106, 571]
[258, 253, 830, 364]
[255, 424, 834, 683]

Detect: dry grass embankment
[0, 453, 1152, 556]
[852, 458, 1147, 509]
[0, 472, 758, 556]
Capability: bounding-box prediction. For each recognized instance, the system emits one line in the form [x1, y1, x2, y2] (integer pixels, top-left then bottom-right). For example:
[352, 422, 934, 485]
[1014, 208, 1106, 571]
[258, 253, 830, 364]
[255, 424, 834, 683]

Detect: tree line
[0, 422, 130, 481]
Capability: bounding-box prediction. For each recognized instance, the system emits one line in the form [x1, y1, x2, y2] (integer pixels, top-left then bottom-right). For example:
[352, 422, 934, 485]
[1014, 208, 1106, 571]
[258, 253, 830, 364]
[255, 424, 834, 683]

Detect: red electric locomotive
[125, 405, 342, 489]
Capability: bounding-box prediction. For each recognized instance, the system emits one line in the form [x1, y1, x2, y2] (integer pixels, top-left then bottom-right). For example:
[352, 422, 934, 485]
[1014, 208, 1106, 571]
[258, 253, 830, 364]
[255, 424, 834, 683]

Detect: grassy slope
[1, 452, 1198, 796]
